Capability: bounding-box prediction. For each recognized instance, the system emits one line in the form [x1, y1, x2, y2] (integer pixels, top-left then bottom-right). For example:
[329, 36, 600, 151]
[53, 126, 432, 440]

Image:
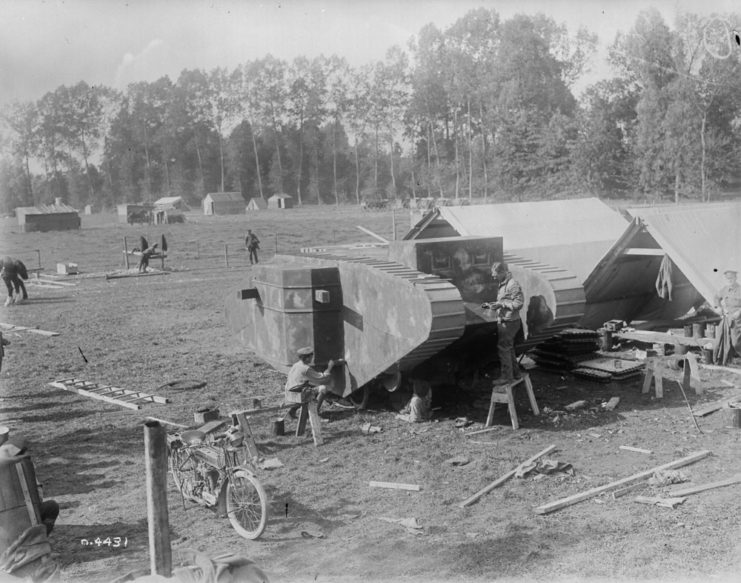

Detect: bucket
[600, 329, 614, 351]
[683, 324, 694, 337]
[693, 322, 706, 339]
[701, 347, 714, 364]
[271, 418, 285, 436]
[0, 455, 42, 551]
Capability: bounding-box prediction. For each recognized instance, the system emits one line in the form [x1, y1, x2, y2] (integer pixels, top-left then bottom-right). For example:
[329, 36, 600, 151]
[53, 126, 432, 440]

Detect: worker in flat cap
[714, 268, 741, 363]
[482, 261, 524, 385]
[284, 346, 339, 418]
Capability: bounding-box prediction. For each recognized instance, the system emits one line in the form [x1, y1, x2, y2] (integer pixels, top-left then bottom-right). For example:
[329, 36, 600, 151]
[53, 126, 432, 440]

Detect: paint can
[683, 324, 694, 337]
[600, 329, 614, 351]
[693, 322, 706, 339]
[271, 418, 285, 436]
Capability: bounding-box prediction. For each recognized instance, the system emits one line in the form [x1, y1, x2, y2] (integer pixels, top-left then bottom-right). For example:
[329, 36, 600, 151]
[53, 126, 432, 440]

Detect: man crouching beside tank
[482, 261, 524, 386]
[284, 347, 339, 419]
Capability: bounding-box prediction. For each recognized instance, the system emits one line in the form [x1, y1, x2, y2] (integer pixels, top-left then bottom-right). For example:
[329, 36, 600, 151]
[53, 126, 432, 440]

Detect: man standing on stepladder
[482, 261, 524, 385]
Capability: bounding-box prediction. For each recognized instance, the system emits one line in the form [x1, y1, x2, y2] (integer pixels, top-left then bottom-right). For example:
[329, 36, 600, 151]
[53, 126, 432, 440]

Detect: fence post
[224, 243, 229, 268]
[144, 421, 171, 577]
[35, 249, 41, 279]
[123, 237, 129, 269]
[196, 240, 200, 259]
[274, 233, 278, 254]
[392, 209, 396, 241]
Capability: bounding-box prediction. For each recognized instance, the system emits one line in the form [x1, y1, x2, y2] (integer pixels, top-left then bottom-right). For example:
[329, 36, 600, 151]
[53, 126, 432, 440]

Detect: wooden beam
[356, 225, 389, 244]
[105, 271, 170, 280]
[667, 474, 741, 497]
[369, 481, 421, 491]
[460, 444, 556, 508]
[534, 450, 711, 515]
[619, 446, 653, 455]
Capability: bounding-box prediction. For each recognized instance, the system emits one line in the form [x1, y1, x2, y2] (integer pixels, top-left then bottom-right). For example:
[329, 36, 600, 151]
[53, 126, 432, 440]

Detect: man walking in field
[483, 261, 524, 385]
[246, 229, 260, 265]
[1, 257, 29, 306]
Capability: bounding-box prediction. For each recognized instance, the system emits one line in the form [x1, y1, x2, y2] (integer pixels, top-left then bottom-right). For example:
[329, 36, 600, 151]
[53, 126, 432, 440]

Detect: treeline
[1, 8, 740, 213]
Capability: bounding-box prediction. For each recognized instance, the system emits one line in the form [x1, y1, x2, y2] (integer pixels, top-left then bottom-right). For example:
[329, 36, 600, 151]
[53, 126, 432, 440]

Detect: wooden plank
[105, 271, 170, 280]
[534, 450, 712, 515]
[667, 474, 741, 497]
[692, 399, 731, 417]
[460, 444, 557, 508]
[369, 481, 421, 492]
[465, 427, 500, 437]
[620, 446, 653, 455]
[146, 416, 188, 429]
[231, 405, 286, 416]
[0, 323, 59, 337]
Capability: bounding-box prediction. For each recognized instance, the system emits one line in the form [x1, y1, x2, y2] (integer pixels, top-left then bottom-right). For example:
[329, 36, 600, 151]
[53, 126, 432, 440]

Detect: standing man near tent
[482, 261, 524, 385]
[714, 268, 741, 363]
[246, 229, 260, 265]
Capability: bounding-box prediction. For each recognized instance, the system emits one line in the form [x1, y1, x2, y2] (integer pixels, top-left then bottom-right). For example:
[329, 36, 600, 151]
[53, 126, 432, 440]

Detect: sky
[0, 0, 739, 106]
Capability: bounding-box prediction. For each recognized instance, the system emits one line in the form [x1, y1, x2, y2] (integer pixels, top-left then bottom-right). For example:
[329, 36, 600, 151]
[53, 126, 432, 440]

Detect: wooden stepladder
[486, 373, 540, 430]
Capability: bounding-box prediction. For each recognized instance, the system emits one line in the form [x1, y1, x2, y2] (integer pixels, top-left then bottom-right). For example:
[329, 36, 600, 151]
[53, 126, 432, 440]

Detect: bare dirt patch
[1, 208, 740, 583]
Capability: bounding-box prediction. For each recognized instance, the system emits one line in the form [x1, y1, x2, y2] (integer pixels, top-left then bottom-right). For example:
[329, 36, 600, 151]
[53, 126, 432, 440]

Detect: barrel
[693, 322, 706, 339]
[0, 455, 42, 552]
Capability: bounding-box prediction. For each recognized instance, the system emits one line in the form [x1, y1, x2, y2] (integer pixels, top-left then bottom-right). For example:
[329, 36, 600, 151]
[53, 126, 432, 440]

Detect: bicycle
[167, 418, 268, 540]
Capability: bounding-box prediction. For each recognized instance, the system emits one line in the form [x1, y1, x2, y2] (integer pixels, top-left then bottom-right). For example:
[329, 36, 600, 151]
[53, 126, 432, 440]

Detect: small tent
[267, 193, 294, 209]
[154, 196, 189, 211]
[246, 197, 267, 212]
[203, 192, 245, 215]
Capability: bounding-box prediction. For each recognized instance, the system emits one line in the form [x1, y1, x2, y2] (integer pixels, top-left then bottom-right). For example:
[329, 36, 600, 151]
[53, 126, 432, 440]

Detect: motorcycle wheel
[226, 469, 268, 540]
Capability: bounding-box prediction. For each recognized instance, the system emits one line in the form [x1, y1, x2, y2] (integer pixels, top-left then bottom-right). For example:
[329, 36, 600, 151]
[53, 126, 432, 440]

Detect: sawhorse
[295, 400, 323, 446]
[486, 373, 540, 430]
[642, 353, 702, 399]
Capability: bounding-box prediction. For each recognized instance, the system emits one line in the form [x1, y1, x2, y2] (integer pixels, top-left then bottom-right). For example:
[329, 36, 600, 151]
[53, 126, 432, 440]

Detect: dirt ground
[1, 207, 741, 583]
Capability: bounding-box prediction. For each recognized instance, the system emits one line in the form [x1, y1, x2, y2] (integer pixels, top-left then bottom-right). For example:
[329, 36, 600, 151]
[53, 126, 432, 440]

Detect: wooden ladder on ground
[48, 378, 169, 410]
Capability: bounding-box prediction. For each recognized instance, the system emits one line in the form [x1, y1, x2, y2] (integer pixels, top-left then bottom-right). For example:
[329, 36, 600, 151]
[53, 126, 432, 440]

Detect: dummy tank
[225, 236, 585, 403]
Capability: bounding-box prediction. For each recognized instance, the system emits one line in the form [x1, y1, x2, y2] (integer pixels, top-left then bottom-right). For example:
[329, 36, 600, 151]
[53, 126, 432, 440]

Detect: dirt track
[1, 209, 741, 583]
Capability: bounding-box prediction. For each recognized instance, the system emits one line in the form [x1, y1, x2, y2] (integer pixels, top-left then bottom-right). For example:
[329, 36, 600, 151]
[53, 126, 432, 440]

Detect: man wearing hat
[714, 268, 741, 361]
[284, 347, 338, 417]
[482, 261, 524, 385]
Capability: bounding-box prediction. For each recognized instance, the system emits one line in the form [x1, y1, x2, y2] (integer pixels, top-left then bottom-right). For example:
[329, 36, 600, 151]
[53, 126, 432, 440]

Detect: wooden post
[274, 233, 278, 254]
[144, 421, 171, 577]
[123, 237, 129, 269]
[35, 250, 41, 279]
[391, 209, 396, 241]
[196, 240, 200, 259]
[224, 244, 229, 268]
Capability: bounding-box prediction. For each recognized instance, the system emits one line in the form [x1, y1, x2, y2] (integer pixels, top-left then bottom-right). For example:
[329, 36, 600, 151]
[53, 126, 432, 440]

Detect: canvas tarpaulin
[406, 198, 628, 284]
[583, 202, 741, 328]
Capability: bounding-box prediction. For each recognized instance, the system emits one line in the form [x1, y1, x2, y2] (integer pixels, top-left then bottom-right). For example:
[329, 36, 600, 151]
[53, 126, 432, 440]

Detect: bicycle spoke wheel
[169, 445, 196, 493]
[226, 469, 268, 540]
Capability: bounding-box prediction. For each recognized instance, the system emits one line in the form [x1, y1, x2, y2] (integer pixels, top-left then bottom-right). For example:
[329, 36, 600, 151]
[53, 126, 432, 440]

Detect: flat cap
[297, 346, 314, 356]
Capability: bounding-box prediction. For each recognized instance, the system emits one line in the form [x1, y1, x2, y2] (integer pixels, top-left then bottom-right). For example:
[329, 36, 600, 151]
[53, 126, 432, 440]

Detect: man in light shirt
[284, 346, 338, 418]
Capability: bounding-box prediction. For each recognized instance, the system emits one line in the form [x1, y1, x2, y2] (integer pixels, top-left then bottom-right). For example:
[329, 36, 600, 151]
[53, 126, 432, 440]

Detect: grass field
[0, 205, 740, 583]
